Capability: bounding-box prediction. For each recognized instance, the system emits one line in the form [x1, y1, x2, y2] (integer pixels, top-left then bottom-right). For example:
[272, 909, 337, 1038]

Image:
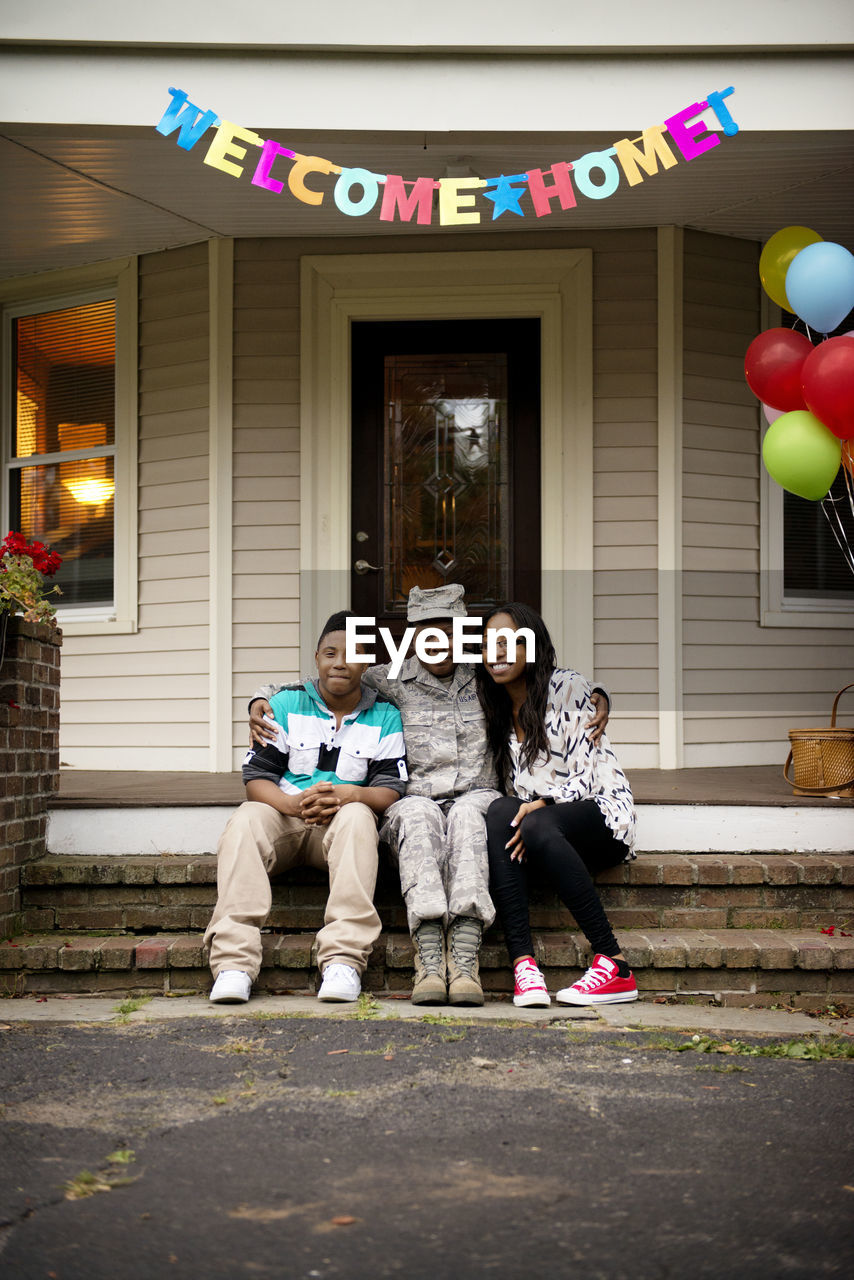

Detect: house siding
[58, 242, 211, 769]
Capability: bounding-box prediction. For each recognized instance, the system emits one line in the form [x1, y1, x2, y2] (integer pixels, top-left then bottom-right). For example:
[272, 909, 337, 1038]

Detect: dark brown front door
[351, 318, 540, 652]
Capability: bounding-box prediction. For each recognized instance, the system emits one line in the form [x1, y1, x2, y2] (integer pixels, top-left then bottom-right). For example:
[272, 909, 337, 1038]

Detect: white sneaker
[318, 963, 361, 1002]
[210, 970, 252, 1003]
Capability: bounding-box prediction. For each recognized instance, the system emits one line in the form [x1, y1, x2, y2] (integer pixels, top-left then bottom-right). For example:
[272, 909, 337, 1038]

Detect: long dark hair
[475, 602, 557, 791]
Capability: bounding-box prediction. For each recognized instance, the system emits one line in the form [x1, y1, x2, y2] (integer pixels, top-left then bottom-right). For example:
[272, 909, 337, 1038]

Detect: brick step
[19, 853, 854, 935]
[1, 927, 852, 1008]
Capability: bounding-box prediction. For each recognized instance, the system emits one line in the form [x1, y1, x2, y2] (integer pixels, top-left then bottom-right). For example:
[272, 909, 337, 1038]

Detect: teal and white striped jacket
[242, 678, 408, 797]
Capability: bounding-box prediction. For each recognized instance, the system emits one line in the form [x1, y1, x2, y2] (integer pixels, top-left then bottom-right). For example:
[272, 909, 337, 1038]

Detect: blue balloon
[785, 241, 854, 333]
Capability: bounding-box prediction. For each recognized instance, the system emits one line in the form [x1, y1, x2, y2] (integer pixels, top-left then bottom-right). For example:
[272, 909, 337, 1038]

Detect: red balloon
[801, 336, 854, 440]
[744, 328, 813, 412]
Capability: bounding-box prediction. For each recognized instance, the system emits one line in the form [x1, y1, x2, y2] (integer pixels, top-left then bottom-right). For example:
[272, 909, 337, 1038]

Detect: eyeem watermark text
[345, 616, 535, 679]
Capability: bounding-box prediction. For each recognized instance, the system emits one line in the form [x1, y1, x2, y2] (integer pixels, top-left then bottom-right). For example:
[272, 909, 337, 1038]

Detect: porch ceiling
[1, 123, 853, 279]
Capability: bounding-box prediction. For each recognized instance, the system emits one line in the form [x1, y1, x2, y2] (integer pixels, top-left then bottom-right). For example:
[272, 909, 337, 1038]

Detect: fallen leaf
[327, 1049, 349, 1056]
[331, 1215, 357, 1227]
[701, 1086, 720, 1090]
[384, 1054, 394, 1061]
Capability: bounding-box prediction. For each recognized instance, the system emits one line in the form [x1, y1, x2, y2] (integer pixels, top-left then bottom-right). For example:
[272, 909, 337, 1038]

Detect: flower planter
[0, 614, 62, 937]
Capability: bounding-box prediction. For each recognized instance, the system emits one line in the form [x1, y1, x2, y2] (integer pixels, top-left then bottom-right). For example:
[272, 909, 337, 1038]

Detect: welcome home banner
[155, 86, 739, 228]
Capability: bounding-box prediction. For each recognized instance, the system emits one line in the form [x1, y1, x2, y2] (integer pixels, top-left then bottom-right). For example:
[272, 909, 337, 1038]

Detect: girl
[476, 603, 638, 1007]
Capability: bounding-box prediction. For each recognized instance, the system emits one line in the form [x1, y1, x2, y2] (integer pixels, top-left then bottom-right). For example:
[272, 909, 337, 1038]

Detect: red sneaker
[556, 954, 638, 1006]
[513, 957, 551, 1007]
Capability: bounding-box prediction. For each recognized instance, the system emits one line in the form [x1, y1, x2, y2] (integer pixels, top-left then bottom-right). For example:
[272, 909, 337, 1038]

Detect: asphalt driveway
[1, 1013, 852, 1279]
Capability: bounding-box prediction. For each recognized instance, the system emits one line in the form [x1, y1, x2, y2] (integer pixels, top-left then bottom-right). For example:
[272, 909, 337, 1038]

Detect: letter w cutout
[155, 88, 220, 152]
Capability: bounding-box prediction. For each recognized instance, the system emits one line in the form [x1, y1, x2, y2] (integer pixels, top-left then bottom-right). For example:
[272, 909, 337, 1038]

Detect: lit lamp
[62, 458, 115, 512]
[58, 423, 115, 518]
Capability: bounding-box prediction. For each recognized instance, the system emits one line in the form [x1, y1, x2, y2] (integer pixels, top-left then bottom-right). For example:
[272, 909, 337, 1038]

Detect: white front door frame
[299, 248, 594, 676]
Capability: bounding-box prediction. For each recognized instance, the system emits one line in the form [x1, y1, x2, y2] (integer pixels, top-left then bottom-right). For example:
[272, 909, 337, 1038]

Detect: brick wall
[0, 616, 61, 937]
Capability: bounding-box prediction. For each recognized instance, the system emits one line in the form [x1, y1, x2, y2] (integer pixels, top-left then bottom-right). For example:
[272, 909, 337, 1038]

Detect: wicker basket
[784, 682, 854, 798]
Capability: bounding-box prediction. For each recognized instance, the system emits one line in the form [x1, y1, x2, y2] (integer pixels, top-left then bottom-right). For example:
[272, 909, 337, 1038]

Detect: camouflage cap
[406, 583, 467, 622]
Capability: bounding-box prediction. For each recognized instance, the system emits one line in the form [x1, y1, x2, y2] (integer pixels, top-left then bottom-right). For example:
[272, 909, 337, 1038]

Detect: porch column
[209, 237, 234, 771]
[657, 225, 685, 768]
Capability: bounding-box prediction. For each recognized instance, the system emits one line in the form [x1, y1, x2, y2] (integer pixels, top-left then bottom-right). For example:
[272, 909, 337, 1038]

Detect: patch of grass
[325, 1089, 358, 1098]
[440, 1030, 467, 1042]
[651, 1033, 854, 1061]
[695, 1063, 750, 1074]
[212, 1095, 229, 1106]
[223, 1037, 255, 1054]
[112, 995, 152, 1022]
[346, 994, 382, 1020]
[361, 1041, 397, 1056]
[418, 1013, 473, 1027]
[65, 1152, 138, 1200]
[65, 1170, 112, 1200]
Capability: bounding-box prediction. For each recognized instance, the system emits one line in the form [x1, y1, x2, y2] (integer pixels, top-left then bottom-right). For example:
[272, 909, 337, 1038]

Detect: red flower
[1, 530, 62, 575]
[821, 926, 836, 936]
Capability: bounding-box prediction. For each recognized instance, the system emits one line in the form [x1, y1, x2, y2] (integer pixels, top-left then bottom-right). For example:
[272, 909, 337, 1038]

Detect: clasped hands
[299, 780, 355, 827]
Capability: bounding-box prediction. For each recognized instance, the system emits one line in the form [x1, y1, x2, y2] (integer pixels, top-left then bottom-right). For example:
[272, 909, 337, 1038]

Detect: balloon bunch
[745, 226, 854, 575]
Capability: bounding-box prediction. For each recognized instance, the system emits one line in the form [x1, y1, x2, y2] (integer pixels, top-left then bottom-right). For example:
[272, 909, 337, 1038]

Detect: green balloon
[762, 410, 841, 500]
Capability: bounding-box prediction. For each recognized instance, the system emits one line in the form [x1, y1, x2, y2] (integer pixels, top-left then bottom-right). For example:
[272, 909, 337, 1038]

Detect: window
[784, 469, 854, 601]
[11, 299, 116, 608]
[2, 262, 137, 633]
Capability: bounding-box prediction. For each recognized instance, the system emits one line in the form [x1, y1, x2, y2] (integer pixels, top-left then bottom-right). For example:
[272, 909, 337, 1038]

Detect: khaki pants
[204, 800, 381, 981]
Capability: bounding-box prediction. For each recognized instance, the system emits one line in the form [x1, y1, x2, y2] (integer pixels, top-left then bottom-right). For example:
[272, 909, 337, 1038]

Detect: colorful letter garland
[155, 86, 739, 227]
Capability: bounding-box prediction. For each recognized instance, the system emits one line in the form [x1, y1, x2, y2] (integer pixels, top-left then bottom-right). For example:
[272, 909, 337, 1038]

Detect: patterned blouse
[506, 668, 637, 855]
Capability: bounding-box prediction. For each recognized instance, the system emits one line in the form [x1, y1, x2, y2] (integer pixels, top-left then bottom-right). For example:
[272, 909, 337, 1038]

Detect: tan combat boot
[447, 916, 484, 1007]
[411, 919, 447, 1005]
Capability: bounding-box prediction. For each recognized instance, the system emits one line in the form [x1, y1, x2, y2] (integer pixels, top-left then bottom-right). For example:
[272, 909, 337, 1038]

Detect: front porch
[1, 764, 850, 1009]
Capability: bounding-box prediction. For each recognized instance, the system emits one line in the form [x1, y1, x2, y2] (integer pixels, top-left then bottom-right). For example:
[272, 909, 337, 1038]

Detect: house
[1, 2, 852, 780]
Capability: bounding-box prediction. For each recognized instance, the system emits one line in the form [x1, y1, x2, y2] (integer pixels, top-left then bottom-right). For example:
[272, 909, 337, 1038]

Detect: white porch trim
[46, 802, 854, 857]
[299, 248, 594, 676]
[657, 226, 684, 767]
[208, 237, 234, 770]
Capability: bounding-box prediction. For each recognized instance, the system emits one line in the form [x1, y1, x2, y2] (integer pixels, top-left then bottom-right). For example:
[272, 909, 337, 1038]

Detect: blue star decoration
[482, 173, 529, 219]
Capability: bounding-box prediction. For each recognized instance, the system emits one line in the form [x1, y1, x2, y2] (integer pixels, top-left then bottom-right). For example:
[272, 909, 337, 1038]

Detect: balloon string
[820, 489, 854, 578]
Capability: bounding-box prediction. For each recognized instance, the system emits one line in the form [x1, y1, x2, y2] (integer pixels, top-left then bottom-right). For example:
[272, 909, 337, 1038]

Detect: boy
[206, 611, 407, 1003]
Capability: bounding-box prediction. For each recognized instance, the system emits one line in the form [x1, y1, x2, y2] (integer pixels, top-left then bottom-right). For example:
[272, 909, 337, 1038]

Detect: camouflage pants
[380, 790, 500, 933]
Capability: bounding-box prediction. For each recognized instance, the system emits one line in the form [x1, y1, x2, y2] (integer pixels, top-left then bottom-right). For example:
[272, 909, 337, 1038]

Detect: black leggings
[486, 796, 629, 964]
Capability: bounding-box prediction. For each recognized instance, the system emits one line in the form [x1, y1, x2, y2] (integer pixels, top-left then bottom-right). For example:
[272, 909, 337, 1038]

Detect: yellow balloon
[759, 226, 823, 310]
